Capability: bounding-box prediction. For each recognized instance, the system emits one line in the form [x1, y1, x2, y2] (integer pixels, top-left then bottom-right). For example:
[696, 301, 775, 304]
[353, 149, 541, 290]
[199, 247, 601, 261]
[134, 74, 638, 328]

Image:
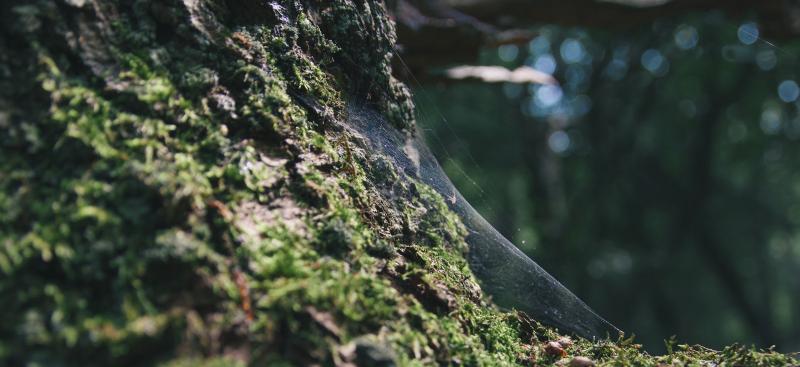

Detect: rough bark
[0, 0, 795, 366]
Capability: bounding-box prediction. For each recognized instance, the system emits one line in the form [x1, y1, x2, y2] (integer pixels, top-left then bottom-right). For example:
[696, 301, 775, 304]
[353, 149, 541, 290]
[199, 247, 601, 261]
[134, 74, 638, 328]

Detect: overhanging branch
[444, 0, 795, 37]
[392, 0, 799, 75]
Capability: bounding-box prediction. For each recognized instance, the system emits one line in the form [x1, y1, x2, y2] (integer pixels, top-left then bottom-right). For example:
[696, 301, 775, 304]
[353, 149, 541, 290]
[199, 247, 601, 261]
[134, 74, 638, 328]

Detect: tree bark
[0, 1, 796, 365]
[0, 0, 503, 364]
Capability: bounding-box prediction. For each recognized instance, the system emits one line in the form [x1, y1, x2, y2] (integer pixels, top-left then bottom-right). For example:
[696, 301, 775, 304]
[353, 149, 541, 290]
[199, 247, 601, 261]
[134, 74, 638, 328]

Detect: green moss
[159, 356, 246, 367]
[0, 0, 796, 366]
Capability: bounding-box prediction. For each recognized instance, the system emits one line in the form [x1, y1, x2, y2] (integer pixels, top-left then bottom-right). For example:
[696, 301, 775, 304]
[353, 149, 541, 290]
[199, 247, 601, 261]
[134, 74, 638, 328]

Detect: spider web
[344, 100, 621, 340]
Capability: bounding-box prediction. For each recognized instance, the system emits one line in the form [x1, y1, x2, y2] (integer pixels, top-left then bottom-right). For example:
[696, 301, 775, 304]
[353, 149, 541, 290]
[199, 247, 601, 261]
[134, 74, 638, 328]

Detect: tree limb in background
[391, 0, 537, 77]
[442, 0, 794, 36]
[392, 0, 798, 75]
[444, 65, 557, 84]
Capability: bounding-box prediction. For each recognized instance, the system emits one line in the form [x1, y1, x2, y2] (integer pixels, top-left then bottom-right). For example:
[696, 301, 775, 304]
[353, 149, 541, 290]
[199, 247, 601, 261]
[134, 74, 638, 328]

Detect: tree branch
[392, 0, 800, 74]
[444, 0, 796, 37]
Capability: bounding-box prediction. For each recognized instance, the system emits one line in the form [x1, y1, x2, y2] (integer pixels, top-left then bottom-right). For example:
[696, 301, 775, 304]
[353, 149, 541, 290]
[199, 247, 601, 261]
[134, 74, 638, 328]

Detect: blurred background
[391, 1, 800, 353]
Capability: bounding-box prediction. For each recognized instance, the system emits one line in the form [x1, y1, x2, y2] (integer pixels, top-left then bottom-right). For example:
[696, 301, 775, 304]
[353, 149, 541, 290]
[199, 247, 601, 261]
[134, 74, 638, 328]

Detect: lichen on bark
[0, 0, 795, 366]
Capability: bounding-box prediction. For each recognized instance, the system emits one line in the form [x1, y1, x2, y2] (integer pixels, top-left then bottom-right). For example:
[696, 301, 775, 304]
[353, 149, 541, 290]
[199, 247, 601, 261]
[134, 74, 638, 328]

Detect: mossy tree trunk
[0, 0, 521, 365]
[0, 1, 795, 366]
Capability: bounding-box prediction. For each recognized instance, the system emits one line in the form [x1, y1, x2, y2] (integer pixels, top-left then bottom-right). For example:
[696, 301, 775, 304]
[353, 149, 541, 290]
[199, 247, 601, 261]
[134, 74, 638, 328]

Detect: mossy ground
[0, 0, 796, 366]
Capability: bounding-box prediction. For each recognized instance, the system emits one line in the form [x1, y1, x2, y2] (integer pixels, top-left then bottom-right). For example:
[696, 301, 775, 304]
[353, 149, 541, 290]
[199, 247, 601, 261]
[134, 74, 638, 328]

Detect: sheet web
[336, 18, 800, 341]
[342, 61, 621, 338]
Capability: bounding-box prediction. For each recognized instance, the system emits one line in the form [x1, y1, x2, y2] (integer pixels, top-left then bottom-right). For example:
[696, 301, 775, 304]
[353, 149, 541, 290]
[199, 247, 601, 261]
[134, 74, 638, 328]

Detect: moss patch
[0, 0, 796, 366]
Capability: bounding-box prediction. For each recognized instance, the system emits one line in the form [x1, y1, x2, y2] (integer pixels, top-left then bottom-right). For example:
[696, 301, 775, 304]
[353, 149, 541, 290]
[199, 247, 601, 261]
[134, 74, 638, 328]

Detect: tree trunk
[0, 1, 794, 366]
[0, 0, 526, 364]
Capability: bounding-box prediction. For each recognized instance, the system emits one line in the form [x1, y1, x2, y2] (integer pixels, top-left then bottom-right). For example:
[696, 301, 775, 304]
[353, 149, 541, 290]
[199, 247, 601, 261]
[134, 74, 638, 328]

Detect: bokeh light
[737, 22, 759, 45]
[560, 38, 586, 64]
[548, 130, 571, 153]
[778, 80, 799, 103]
[674, 25, 699, 50]
[640, 48, 669, 76]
